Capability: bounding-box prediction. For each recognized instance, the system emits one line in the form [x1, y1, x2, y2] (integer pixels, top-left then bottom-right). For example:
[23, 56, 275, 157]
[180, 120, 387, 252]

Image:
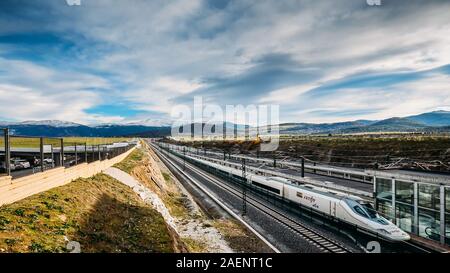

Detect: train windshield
[358, 201, 378, 219]
[344, 198, 381, 221]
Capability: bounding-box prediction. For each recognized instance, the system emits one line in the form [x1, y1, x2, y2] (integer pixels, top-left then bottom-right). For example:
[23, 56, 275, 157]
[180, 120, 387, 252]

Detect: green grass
[115, 147, 191, 218]
[63, 137, 130, 145]
[182, 237, 208, 253]
[0, 173, 177, 253]
[113, 148, 144, 174]
[162, 172, 171, 182]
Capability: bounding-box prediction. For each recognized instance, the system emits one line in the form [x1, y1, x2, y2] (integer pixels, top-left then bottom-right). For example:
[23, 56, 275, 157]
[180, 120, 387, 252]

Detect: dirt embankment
[168, 135, 450, 172]
[0, 173, 182, 253]
[115, 141, 272, 253]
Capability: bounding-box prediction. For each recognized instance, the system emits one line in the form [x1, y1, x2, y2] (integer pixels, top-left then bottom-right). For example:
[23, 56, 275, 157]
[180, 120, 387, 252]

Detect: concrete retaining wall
[0, 147, 136, 206]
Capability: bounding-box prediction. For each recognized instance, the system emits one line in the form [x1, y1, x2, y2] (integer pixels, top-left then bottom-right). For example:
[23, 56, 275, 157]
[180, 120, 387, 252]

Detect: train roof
[186, 153, 363, 201]
[259, 174, 362, 201]
[295, 184, 361, 201]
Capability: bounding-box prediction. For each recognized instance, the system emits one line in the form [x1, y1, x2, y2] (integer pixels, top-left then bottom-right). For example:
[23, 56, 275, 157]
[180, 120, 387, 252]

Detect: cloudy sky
[0, 0, 449, 125]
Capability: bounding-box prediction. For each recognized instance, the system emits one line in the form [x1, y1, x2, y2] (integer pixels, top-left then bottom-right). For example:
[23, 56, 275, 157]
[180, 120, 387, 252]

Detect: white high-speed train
[183, 153, 411, 242]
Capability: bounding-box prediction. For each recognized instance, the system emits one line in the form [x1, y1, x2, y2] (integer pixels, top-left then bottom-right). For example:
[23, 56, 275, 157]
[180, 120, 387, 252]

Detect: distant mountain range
[0, 120, 170, 137]
[0, 110, 449, 137]
[277, 110, 450, 134]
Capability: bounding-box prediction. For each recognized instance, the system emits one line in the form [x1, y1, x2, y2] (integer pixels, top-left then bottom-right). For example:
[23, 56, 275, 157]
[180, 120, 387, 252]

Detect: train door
[329, 201, 337, 217]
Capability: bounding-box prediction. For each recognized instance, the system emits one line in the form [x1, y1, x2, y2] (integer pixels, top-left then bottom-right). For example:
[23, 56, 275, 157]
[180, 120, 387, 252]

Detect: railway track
[156, 144, 352, 253]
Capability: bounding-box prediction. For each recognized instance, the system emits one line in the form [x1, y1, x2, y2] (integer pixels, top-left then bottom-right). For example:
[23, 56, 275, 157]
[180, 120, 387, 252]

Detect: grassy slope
[114, 148, 144, 174]
[118, 143, 274, 253]
[0, 173, 177, 253]
[115, 147, 191, 219]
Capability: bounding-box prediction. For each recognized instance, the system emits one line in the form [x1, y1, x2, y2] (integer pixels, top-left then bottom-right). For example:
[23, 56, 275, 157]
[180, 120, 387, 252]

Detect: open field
[0, 137, 130, 148]
[0, 173, 181, 253]
[167, 134, 450, 173]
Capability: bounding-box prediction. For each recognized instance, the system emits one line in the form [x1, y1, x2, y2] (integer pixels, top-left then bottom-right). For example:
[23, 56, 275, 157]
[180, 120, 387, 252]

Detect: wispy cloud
[0, 0, 449, 124]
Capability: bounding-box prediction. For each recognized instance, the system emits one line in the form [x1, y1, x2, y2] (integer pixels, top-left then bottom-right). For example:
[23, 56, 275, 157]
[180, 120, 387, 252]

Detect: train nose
[402, 232, 411, 241]
[393, 231, 411, 241]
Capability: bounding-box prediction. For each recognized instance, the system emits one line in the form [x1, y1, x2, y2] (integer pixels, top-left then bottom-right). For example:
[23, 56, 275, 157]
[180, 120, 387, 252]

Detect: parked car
[0, 160, 16, 171]
[12, 159, 31, 170]
[0, 158, 31, 171]
[43, 158, 55, 165]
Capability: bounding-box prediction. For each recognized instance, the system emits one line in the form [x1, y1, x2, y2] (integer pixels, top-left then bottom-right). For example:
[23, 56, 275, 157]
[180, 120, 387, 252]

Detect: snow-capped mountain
[125, 118, 172, 127]
[19, 120, 83, 127]
[0, 119, 170, 137]
[0, 110, 448, 137]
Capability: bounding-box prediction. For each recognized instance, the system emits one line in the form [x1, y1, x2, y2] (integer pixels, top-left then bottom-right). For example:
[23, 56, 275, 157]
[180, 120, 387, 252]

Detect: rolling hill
[0, 110, 449, 137]
[276, 111, 450, 134]
[0, 121, 170, 137]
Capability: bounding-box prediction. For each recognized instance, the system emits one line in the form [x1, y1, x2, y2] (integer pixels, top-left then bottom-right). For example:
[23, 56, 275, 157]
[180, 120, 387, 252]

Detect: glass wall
[376, 178, 393, 219]
[395, 180, 414, 233]
[418, 184, 440, 211]
[375, 178, 449, 246]
[396, 180, 414, 204]
[376, 178, 392, 201]
[0, 129, 5, 176]
[446, 187, 450, 245]
[418, 184, 441, 242]
[378, 199, 393, 221]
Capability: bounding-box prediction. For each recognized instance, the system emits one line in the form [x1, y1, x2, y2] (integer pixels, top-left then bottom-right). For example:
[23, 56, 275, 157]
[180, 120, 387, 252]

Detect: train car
[180, 150, 410, 242]
[283, 183, 410, 241]
[284, 184, 342, 215]
[248, 175, 285, 196]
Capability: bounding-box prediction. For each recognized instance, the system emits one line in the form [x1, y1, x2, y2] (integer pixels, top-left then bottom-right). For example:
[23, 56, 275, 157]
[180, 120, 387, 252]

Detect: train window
[359, 201, 378, 219]
[353, 206, 369, 218]
[375, 218, 389, 225]
[252, 181, 280, 194]
[344, 198, 380, 220]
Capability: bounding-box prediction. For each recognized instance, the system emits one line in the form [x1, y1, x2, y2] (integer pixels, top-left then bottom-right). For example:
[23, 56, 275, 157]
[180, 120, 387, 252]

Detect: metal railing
[0, 128, 135, 179]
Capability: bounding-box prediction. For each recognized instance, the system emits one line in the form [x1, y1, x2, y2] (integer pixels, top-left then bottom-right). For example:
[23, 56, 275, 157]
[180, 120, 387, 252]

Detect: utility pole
[92, 145, 95, 162]
[241, 158, 247, 216]
[4, 128, 11, 176]
[301, 157, 305, 178]
[273, 153, 276, 168]
[74, 144, 78, 165]
[183, 147, 186, 170]
[60, 138, 64, 167]
[39, 137, 44, 172]
[51, 144, 54, 168]
[84, 143, 88, 163]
